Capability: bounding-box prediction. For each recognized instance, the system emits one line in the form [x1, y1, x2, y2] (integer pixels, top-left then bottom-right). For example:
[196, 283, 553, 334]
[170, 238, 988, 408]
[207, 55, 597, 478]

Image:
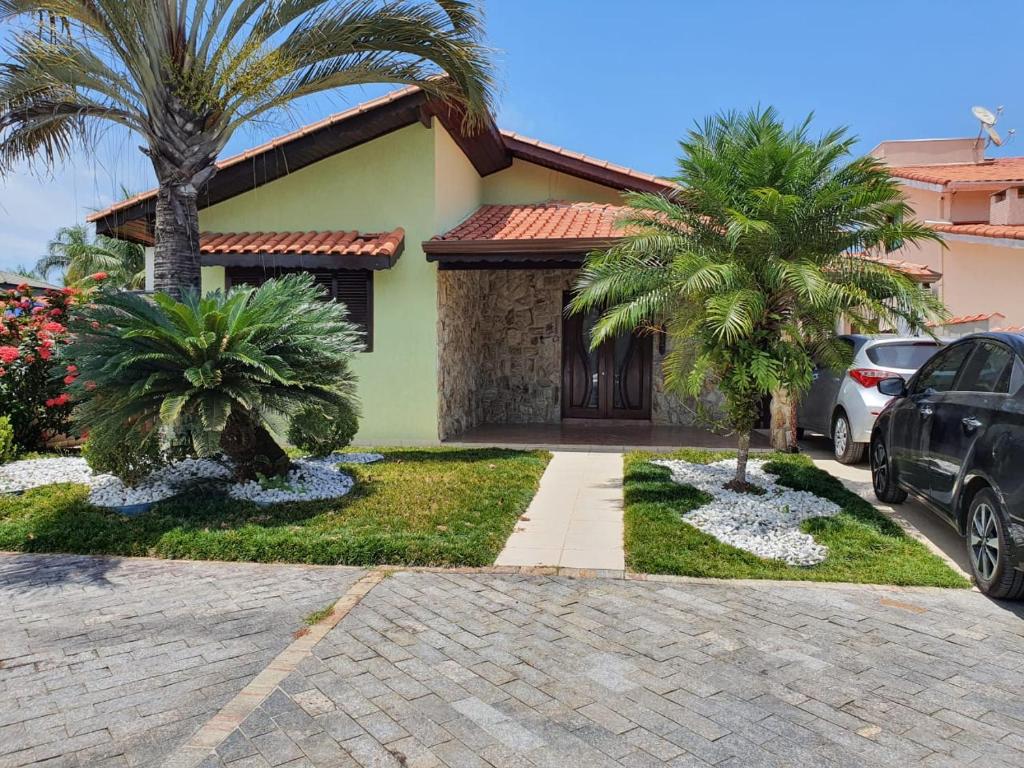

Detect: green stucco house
[89, 86, 698, 445]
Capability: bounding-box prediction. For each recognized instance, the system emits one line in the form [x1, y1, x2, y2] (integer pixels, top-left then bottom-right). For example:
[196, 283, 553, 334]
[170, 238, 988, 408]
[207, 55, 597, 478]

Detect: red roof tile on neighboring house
[432, 202, 630, 243]
[889, 157, 1024, 185]
[927, 222, 1024, 241]
[929, 312, 1006, 327]
[201, 229, 404, 257]
[992, 325, 1024, 333]
[857, 253, 942, 282]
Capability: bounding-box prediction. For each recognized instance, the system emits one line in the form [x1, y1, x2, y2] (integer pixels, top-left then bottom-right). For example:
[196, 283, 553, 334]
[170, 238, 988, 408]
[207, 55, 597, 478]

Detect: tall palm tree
[572, 108, 946, 488]
[36, 223, 146, 288]
[0, 0, 494, 296]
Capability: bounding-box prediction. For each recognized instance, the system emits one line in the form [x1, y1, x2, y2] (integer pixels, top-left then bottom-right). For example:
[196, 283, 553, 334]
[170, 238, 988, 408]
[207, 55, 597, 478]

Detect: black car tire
[966, 489, 1024, 600]
[833, 412, 866, 464]
[870, 434, 907, 504]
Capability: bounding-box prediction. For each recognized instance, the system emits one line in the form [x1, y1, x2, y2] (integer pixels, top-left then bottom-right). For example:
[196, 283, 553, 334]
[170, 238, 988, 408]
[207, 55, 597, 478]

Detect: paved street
[0, 554, 363, 768]
[3, 556, 1024, 768]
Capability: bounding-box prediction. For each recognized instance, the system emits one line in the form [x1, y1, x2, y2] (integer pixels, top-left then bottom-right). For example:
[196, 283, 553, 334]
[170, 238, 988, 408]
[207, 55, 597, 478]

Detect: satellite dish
[973, 105, 998, 126]
[986, 124, 1004, 146]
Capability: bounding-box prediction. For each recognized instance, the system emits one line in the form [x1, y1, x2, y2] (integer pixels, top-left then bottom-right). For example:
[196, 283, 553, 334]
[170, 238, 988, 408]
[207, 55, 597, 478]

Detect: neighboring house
[873, 138, 1024, 336]
[88, 87, 937, 445]
[0, 271, 58, 291]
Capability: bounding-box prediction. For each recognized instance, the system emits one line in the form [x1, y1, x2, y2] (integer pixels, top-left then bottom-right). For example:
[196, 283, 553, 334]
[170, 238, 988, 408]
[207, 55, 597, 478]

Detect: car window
[866, 342, 941, 370]
[912, 343, 973, 395]
[955, 341, 1015, 394]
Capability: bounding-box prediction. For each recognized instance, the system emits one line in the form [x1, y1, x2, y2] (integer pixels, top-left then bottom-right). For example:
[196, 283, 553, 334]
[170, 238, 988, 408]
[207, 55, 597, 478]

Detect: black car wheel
[966, 489, 1024, 599]
[833, 412, 866, 465]
[870, 435, 907, 504]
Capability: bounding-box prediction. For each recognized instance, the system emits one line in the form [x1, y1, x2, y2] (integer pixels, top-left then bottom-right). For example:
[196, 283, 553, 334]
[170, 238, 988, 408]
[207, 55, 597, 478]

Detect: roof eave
[422, 236, 620, 258]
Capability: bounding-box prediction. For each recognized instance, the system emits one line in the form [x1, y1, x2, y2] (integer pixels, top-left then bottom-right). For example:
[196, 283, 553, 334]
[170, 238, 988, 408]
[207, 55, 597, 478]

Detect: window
[912, 342, 973, 395]
[955, 341, 1015, 394]
[226, 267, 374, 350]
[866, 341, 941, 370]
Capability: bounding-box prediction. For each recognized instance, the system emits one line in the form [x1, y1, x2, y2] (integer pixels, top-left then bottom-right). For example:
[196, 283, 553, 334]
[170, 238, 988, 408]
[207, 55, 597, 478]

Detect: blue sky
[2, 0, 1023, 272]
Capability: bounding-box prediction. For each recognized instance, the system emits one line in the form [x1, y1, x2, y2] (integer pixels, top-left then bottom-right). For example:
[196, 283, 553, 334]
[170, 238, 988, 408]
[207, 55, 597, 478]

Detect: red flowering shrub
[0, 283, 79, 450]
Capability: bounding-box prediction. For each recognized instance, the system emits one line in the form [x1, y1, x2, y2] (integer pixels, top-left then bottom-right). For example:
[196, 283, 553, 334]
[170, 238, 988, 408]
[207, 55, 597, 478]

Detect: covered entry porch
[428, 202, 727, 446]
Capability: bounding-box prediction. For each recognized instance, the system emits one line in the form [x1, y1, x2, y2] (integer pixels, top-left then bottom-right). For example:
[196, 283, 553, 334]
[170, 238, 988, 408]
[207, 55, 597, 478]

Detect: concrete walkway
[495, 451, 625, 571]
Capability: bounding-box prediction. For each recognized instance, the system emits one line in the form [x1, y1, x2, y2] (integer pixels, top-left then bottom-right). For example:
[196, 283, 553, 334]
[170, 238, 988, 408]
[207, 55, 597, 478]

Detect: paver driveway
[3, 556, 1024, 767]
[0, 554, 363, 768]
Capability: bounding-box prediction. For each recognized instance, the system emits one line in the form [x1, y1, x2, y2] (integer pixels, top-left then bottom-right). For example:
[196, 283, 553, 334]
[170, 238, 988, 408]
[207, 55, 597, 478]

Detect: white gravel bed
[653, 458, 842, 566]
[0, 452, 383, 508]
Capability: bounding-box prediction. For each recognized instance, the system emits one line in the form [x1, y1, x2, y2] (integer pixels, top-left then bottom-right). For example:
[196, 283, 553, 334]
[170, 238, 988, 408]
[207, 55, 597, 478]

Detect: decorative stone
[653, 458, 842, 566]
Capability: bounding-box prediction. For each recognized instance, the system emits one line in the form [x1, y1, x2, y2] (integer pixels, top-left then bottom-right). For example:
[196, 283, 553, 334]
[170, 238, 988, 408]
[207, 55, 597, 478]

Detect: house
[87, 88, 940, 446]
[873, 138, 1024, 336]
[0, 271, 58, 291]
[88, 86, 697, 445]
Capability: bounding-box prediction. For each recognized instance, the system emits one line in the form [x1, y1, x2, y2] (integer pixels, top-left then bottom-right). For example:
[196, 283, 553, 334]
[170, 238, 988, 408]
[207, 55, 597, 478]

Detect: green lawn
[624, 449, 969, 588]
[0, 448, 549, 567]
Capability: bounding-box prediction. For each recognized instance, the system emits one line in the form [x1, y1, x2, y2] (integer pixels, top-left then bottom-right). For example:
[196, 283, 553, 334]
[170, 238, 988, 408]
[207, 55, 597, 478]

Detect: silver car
[798, 335, 944, 464]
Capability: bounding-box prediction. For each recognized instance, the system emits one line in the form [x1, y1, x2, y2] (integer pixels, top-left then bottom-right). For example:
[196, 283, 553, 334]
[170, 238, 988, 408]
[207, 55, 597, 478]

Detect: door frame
[560, 293, 652, 420]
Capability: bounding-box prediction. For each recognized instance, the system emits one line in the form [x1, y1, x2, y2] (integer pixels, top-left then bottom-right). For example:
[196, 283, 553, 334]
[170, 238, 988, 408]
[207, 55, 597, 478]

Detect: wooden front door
[561, 299, 652, 419]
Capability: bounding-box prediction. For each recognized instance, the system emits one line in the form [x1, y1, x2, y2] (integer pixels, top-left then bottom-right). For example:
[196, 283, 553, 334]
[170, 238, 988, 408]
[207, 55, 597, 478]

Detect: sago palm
[0, 0, 494, 296]
[573, 108, 946, 488]
[36, 224, 146, 288]
[67, 273, 363, 479]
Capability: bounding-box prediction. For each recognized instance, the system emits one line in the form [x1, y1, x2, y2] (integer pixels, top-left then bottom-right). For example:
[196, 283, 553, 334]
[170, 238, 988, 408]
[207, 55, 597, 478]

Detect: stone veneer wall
[651, 340, 725, 426]
[437, 268, 710, 438]
[436, 269, 487, 439]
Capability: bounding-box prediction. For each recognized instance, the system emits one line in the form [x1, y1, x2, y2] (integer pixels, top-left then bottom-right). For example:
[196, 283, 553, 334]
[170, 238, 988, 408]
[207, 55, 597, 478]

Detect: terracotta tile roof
[889, 157, 1024, 185]
[87, 87, 422, 224]
[431, 202, 630, 244]
[500, 131, 677, 192]
[88, 88, 671, 232]
[929, 312, 1006, 327]
[992, 325, 1024, 333]
[927, 221, 1024, 241]
[857, 253, 942, 282]
[200, 229, 404, 257]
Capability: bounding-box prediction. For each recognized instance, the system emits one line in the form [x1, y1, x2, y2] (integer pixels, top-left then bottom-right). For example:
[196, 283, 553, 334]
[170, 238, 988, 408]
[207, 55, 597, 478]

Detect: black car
[870, 332, 1024, 599]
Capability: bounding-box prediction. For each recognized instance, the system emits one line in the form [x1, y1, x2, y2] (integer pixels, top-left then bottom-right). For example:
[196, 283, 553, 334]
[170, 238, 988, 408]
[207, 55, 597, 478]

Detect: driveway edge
[164, 568, 387, 768]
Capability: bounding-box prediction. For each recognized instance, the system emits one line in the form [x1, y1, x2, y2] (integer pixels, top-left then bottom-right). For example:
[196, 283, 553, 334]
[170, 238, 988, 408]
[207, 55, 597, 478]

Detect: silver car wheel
[970, 503, 1000, 583]
[833, 417, 849, 458]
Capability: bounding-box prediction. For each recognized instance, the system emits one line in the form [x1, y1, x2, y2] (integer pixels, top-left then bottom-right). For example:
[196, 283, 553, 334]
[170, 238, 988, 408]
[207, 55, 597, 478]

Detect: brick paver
[194, 572, 1024, 768]
[0, 554, 363, 768]
[4, 556, 1024, 768]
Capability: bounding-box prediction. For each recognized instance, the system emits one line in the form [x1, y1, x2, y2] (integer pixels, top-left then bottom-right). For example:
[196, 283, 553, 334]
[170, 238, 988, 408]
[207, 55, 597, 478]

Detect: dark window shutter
[225, 267, 374, 351]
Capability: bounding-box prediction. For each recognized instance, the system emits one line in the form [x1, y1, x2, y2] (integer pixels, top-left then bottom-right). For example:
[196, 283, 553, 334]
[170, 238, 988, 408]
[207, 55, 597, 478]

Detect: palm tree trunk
[153, 181, 202, 297]
[220, 409, 291, 480]
[733, 431, 751, 487]
[769, 387, 799, 453]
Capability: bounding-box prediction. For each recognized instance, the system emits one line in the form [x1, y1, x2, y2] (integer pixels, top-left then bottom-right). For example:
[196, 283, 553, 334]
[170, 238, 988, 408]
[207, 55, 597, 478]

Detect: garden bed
[0, 448, 549, 566]
[624, 449, 969, 587]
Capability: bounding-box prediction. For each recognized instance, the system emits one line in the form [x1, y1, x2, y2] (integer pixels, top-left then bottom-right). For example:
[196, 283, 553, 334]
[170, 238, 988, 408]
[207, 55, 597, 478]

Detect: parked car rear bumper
[838, 379, 894, 443]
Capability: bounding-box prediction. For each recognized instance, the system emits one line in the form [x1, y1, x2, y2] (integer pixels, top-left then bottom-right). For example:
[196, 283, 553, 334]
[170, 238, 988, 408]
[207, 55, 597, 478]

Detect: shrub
[67, 274, 363, 480]
[288, 401, 360, 457]
[82, 422, 166, 486]
[0, 415, 16, 464]
[0, 283, 78, 450]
